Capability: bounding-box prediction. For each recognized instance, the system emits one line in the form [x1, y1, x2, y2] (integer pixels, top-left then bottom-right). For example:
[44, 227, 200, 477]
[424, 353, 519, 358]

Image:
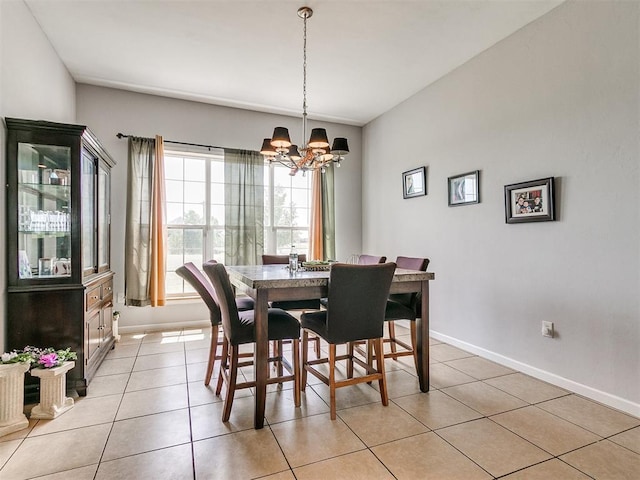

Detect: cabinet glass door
[17, 143, 72, 279]
[97, 162, 110, 271]
[82, 151, 97, 275]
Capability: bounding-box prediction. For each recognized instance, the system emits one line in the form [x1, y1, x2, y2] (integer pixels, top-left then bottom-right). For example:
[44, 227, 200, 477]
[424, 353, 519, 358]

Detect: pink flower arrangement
[38, 352, 60, 368]
[0, 346, 76, 369]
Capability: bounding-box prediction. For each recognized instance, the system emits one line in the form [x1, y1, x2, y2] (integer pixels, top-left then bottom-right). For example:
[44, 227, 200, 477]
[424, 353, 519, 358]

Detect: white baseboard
[430, 330, 640, 418]
[119, 319, 211, 335]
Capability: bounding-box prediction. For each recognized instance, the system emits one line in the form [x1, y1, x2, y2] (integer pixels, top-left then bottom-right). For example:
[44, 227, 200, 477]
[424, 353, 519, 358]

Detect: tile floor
[1, 326, 639, 479]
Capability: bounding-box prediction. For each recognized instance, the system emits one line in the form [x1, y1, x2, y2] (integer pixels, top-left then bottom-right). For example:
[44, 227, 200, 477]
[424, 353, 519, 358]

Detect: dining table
[226, 264, 435, 429]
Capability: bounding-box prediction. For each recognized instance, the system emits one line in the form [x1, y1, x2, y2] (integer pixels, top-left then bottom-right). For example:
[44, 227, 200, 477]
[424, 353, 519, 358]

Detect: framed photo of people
[402, 166, 427, 199]
[504, 177, 555, 224]
[448, 170, 479, 207]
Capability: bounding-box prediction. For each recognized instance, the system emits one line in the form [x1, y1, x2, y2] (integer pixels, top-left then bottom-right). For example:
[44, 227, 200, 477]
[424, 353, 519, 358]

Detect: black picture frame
[402, 166, 427, 199]
[504, 177, 555, 224]
[448, 170, 479, 207]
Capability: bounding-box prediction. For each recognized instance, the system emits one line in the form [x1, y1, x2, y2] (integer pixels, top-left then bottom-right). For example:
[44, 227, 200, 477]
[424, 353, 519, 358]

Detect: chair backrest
[262, 254, 308, 265]
[176, 262, 221, 325]
[202, 262, 242, 343]
[390, 256, 430, 309]
[358, 254, 387, 265]
[326, 263, 396, 343]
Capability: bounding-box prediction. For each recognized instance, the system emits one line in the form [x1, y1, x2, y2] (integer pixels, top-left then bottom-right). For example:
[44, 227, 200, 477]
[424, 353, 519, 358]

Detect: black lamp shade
[260, 138, 277, 156]
[331, 137, 349, 155]
[308, 128, 329, 148]
[288, 144, 301, 160]
[271, 127, 292, 148]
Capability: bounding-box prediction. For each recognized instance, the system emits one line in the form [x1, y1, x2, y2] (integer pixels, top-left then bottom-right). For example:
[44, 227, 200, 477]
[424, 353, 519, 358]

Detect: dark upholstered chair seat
[235, 296, 255, 311]
[385, 299, 417, 321]
[272, 298, 321, 310]
[299, 310, 329, 339]
[230, 308, 301, 345]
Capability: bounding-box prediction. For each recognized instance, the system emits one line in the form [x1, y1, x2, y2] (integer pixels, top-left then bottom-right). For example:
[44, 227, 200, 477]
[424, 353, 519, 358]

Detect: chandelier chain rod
[302, 11, 308, 147]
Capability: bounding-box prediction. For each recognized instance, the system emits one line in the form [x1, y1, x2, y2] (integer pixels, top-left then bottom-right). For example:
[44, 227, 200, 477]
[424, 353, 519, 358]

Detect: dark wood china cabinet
[5, 118, 115, 397]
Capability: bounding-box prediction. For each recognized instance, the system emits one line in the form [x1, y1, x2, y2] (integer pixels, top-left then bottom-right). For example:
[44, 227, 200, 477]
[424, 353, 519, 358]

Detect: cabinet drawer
[102, 279, 114, 301]
[86, 286, 101, 311]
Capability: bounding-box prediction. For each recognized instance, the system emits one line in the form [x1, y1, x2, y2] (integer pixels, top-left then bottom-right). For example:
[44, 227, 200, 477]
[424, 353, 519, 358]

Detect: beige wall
[0, 0, 76, 352]
[75, 85, 363, 331]
[363, 0, 639, 414]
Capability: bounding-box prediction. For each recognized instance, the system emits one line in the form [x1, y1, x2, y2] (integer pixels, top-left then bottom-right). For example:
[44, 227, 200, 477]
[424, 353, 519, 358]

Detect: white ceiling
[25, 0, 563, 126]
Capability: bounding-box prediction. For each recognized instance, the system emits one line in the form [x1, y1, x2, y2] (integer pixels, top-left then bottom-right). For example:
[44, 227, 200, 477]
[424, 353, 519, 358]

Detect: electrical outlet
[542, 321, 554, 338]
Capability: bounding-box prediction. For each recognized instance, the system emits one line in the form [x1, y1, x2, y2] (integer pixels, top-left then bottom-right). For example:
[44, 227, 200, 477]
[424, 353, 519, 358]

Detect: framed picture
[448, 170, 479, 206]
[402, 166, 427, 199]
[504, 177, 555, 224]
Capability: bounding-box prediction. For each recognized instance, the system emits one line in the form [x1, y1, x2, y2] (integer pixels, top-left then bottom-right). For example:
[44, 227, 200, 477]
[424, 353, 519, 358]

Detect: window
[164, 149, 311, 296]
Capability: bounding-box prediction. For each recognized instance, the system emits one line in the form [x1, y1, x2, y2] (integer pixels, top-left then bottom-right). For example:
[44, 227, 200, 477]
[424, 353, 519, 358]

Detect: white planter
[30, 361, 75, 419]
[0, 362, 30, 437]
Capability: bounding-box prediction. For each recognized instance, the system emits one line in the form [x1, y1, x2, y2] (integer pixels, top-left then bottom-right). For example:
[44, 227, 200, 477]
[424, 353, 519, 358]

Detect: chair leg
[301, 330, 309, 391]
[313, 335, 321, 359]
[292, 338, 301, 407]
[410, 321, 418, 373]
[329, 343, 337, 420]
[373, 338, 389, 407]
[347, 342, 354, 379]
[276, 340, 284, 381]
[222, 344, 239, 422]
[204, 324, 219, 386]
[215, 337, 229, 396]
[388, 320, 397, 356]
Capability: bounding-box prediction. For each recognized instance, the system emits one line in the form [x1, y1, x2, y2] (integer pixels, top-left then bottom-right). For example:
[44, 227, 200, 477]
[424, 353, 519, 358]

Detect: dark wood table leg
[254, 289, 269, 429]
[417, 280, 430, 392]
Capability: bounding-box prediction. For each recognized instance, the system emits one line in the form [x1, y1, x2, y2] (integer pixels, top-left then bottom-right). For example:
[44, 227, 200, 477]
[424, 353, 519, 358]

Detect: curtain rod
[116, 132, 224, 151]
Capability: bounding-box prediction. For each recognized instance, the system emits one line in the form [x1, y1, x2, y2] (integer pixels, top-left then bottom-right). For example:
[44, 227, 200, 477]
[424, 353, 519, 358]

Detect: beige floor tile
[294, 449, 394, 480]
[560, 440, 640, 480]
[270, 413, 366, 468]
[94, 357, 135, 377]
[102, 409, 191, 461]
[137, 340, 185, 356]
[610, 427, 640, 454]
[29, 394, 121, 436]
[185, 347, 211, 364]
[429, 344, 475, 362]
[125, 364, 186, 392]
[188, 379, 250, 407]
[95, 443, 193, 480]
[491, 406, 601, 455]
[186, 361, 210, 383]
[445, 356, 515, 379]
[370, 368, 422, 399]
[116, 383, 188, 420]
[372, 431, 491, 479]
[0, 418, 37, 442]
[261, 471, 296, 480]
[438, 418, 551, 477]
[30, 464, 99, 480]
[85, 373, 129, 398]
[311, 380, 385, 412]
[442, 381, 527, 416]
[105, 344, 140, 360]
[140, 331, 183, 344]
[537, 395, 640, 437]
[429, 362, 476, 389]
[501, 459, 591, 479]
[265, 384, 330, 424]
[133, 351, 186, 371]
[429, 337, 442, 346]
[484, 373, 569, 404]
[0, 424, 110, 480]
[114, 333, 145, 345]
[338, 402, 429, 446]
[193, 428, 289, 479]
[0, 439, 21, 469]
[190, 396, 256, 440]
[393, 390, 482, 430]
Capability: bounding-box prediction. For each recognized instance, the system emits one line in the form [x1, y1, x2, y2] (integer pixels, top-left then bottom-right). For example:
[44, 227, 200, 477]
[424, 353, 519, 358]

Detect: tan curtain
[309, 169, 323, 260]
[149, 136, 167, 306]
[124, 136, 167, 307]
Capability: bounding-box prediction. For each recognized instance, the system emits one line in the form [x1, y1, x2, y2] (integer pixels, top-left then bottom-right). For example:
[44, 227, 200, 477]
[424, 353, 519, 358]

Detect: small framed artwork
[504, 177, 555, 224]
[448, 170, 479, 206]
[402, 166, 427, 199]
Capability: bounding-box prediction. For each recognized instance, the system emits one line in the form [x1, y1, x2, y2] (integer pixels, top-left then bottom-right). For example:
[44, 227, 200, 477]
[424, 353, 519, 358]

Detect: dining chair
[262, 254, 322, 361]
[175, 262, 224, 386]
[202, 259, 254, 312]
[357, 254, 387, 265]
[383, 256, 430, 371]
[203, 262, 301, 422]
[300, 262, 396, 420]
